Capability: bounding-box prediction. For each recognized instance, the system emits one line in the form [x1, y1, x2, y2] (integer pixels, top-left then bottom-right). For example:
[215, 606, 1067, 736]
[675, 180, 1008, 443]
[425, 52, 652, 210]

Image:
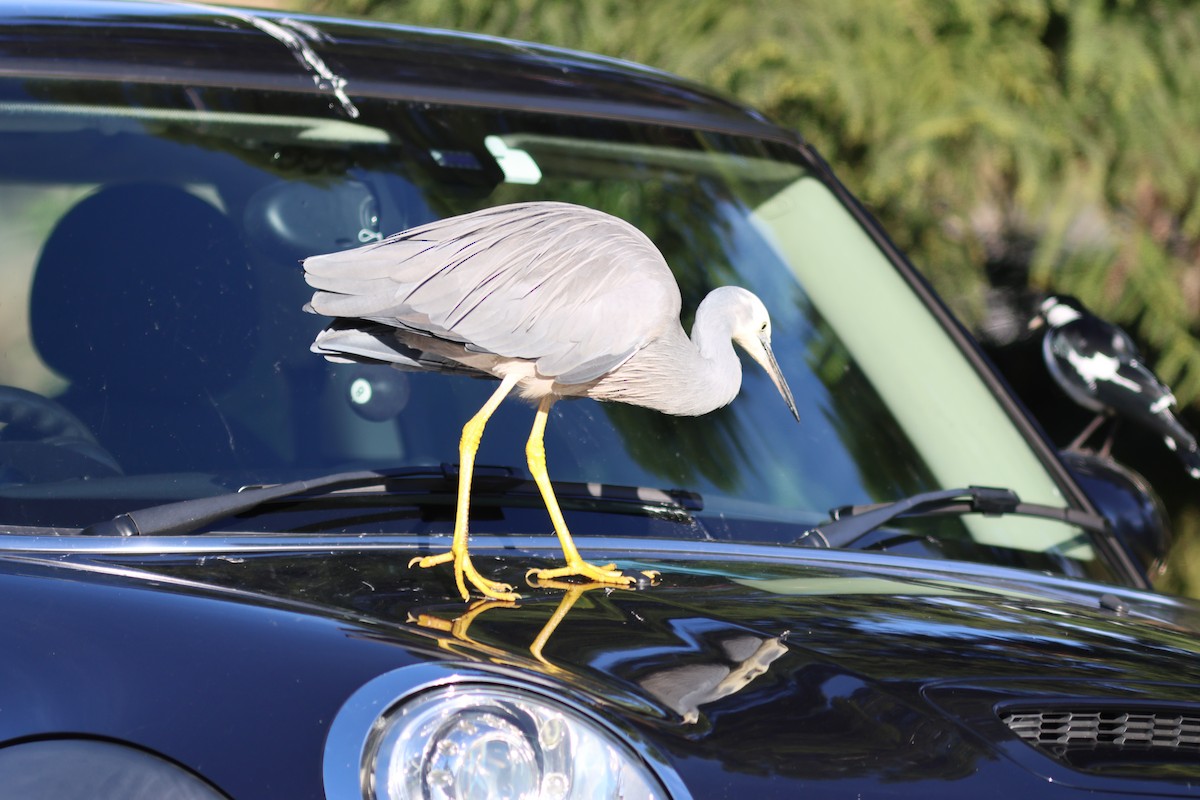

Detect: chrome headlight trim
[323, 663, 691, 800]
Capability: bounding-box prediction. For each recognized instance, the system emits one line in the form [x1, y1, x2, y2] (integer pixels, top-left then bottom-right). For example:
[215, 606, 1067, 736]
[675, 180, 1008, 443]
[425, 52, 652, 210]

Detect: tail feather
[1157, 409, 1200, 479]
[311, 320, 488, 378]
[1170, 438, 1200, 479]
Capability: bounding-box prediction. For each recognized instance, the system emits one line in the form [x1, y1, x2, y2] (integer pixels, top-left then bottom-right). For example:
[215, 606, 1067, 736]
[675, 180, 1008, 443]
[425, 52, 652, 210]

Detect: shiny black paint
[4, 543, 1198, 798]
[0, 0, 774, 137]
[0, 739, 229, 799]
[0, 557, 417, 798]
[1061, 449, 1172, 576]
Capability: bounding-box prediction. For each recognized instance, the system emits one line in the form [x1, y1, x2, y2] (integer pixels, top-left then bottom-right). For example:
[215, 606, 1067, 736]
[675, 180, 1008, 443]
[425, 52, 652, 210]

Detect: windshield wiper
[792, 485, 1108, 550]
[79, 466, 702, 537]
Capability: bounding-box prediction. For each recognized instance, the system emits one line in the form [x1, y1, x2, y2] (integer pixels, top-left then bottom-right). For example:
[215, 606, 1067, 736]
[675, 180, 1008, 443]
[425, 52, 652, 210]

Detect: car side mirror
[1059, 450, 1171, 581]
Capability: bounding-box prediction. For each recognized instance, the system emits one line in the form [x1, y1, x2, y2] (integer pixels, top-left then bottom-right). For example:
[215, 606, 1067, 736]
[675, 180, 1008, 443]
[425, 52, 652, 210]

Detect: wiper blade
[792, 485, 1108, 550]
[81, 468, 440, 536]
[80, 466, 702, 537]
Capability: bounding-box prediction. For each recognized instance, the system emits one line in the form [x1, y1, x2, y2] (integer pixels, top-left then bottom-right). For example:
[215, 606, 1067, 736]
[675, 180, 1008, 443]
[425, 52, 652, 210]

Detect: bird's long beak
[753, 336, 799, 421]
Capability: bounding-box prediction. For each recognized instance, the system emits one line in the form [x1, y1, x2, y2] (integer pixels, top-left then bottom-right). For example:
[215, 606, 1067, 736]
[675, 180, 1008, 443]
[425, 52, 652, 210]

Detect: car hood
[23, 541, 1200, 795]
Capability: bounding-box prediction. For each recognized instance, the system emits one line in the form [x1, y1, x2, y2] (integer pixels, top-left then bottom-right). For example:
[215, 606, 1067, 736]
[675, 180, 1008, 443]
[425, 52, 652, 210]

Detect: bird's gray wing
[305, 202, 682, 384]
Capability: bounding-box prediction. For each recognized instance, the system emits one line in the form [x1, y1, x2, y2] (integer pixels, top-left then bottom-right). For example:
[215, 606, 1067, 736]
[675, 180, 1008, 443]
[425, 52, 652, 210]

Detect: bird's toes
[467, 577, 520, 602]
[407, 551, 520, 601]
[630, 569, 661, 587]
[525, 564, 626, 584]
[408, 551, 454, 569]
[525, 562, 660, 590]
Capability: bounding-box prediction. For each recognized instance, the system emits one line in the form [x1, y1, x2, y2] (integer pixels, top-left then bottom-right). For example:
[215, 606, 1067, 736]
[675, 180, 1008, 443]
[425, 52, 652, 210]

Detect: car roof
[0, 0, 793, 140]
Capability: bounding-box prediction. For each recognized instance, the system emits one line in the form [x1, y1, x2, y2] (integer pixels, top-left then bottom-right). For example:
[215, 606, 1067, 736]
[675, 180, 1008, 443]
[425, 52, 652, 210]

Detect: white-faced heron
[304, 201, 798, 600]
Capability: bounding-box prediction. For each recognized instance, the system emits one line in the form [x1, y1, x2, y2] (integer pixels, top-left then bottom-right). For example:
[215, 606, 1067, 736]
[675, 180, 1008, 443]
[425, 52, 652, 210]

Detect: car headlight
[324, 665, 685, 800]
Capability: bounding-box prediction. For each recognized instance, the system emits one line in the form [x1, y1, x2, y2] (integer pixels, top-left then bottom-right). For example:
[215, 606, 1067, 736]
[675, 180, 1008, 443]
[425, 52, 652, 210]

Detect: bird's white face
[728, 290, 773, 355]
[1039, 297, 1083, 329]
[729, 291, 798, 420]
[748, 305, 772, 347]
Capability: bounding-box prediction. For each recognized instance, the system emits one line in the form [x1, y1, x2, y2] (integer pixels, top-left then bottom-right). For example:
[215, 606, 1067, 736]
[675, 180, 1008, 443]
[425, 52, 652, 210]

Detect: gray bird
[304, 201, 799, 601]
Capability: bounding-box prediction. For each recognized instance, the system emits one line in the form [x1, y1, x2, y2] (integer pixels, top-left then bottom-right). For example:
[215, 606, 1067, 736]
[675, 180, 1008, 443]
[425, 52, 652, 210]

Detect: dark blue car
[0, 1, 1197, 798]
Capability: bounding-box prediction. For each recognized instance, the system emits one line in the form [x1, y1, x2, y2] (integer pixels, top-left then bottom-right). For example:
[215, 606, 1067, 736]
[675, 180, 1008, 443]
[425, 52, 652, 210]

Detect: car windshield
[0, 77, 1114, 581]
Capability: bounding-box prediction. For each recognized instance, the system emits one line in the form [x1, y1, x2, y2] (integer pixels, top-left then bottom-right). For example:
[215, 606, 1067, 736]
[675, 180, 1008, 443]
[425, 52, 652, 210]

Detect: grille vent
[1002, 708, 1200, 763]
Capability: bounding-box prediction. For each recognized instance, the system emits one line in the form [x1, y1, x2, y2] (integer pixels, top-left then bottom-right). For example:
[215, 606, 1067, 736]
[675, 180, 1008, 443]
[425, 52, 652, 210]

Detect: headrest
[30, 183, 260, 394]
[244, 179, 383, 260]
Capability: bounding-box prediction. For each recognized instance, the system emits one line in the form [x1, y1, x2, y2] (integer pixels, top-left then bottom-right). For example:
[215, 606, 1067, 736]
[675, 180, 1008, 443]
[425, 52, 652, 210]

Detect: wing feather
[304, 202, 682, 383]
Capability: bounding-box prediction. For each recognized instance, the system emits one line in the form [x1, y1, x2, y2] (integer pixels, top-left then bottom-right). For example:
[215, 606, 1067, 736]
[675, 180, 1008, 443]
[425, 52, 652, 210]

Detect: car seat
[30, 183, 271, 474]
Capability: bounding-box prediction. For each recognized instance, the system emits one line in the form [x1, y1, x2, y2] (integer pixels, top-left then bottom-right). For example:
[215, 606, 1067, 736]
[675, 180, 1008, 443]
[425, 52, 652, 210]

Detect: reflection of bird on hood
[639, 634, 789, 725]
[1031, 295, 1200, 479]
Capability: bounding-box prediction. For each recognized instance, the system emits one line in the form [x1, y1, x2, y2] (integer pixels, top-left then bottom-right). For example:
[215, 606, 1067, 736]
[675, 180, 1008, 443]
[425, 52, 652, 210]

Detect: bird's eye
[760, 322, 768, 332]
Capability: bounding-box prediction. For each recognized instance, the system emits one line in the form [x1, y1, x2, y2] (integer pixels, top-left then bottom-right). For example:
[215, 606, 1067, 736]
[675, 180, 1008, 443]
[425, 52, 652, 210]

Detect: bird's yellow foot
[526, 560, 660, 589]
[409, 551, 519, 602]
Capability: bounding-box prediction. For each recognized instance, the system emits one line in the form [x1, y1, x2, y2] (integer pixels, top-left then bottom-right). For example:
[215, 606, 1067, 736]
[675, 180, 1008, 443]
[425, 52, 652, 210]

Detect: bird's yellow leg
[409, 374, 521, 601]
[524, 397, 637, 586]
[527, 581, 591, 668]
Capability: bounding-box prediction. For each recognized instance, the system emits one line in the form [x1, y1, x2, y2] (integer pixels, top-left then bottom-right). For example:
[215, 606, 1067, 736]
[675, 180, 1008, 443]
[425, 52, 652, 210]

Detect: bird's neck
[685, 299, 742, 411]
[690, 311, 736, 361]
[587, 291, 743, 417]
